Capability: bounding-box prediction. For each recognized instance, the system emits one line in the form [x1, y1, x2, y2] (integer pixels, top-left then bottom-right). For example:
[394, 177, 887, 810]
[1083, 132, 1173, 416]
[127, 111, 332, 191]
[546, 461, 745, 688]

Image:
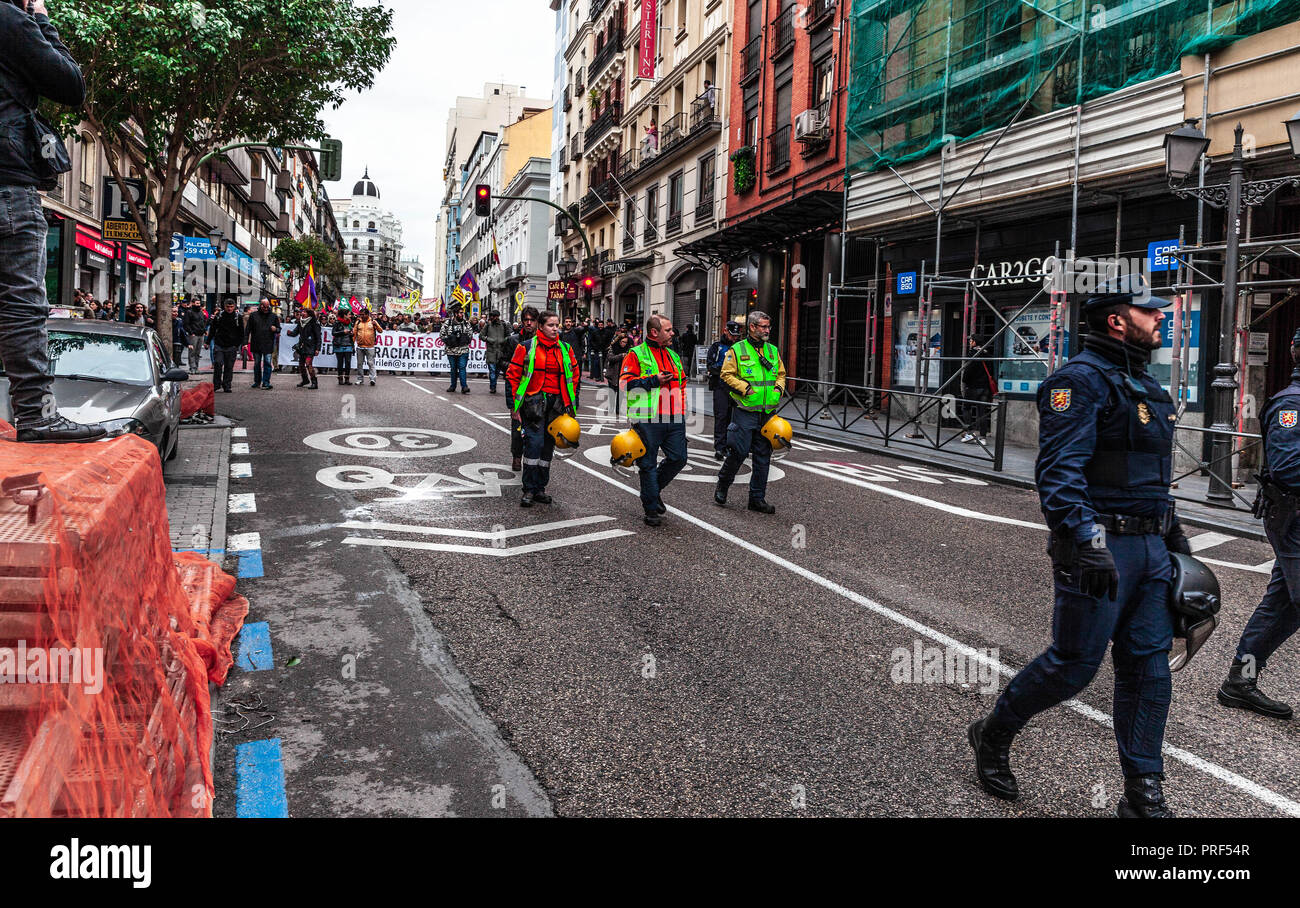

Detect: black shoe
[1116, 773, 1175, 818]
[370, 380, 376, 386]
[644, 513, 662, 527]
[250, 383, 259, 389]
[490, 388, 498, 394]
[714, 451, 726, 461]
[461, 388, 470, 394]
[533, 493, 552, 505]
[1217, 661, 1294, 719]
[296, 380, 309, 387]
[512, 456, 522, 471]
[14, 416, 109, 444]
[968, 717, 1019, 801]
[654, 504, 666, 516]
[520, 493, 534, 508]
[222, 387, 233, 393]
[447, 386, 456, 393]
[714, 482, 728, 506]
[262, 384, 273, 390]
[747, 499, 775, 514]
[309, 382, 318, 389]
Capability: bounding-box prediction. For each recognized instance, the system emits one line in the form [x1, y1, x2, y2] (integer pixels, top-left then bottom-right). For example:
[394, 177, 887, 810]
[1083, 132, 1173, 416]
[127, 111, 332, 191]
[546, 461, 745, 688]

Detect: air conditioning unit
[795, 109, 827, 142]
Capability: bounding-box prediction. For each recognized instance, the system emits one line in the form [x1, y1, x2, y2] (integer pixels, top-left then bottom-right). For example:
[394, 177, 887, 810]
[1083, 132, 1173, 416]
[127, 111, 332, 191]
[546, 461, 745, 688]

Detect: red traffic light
[582, 276, 596, 289]
[477, 186, 489, 199]
[474, 184, 491, 216]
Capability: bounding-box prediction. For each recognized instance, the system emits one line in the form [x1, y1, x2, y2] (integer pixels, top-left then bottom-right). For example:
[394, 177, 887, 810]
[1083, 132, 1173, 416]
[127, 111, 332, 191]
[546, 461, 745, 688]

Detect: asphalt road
[211, 365, 1299, 818]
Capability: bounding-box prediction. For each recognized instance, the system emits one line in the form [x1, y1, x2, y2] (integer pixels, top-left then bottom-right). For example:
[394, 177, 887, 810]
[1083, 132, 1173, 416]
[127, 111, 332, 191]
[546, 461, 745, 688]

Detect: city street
[213, 372, 1298, 818]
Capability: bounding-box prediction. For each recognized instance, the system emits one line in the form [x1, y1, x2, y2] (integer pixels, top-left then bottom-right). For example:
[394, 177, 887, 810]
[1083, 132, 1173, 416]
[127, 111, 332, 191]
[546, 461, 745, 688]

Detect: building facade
[333, 170, 404, 306]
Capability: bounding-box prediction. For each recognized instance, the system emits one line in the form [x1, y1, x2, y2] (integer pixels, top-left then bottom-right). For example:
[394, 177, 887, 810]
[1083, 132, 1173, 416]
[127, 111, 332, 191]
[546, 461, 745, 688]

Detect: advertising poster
[279, 328, 489, 373]
[892, 309, 940, 389]
[997, 305, 1063, 396]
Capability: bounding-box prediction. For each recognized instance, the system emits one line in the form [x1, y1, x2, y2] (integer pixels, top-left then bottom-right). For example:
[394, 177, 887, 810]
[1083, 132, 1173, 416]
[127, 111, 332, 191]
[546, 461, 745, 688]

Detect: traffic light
[475, 185, 491, 217]
[582, 275, 596, 303]
[319, 136, 343, 182]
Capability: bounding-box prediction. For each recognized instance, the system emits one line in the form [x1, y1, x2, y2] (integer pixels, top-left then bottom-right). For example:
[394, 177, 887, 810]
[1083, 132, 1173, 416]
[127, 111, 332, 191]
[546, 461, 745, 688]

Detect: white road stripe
[231, 442, 250, 455]
[232, 428, 248, 438]
[343, 529, 634, 557]
[454, 402, 1300, 817]
[403, 379, 434, 395]
[228, 493, 257, 514]
[1200, 556, 1274, 575]
[230, 462, 252, 479]
[1189, 532, 1235, 553]
[227, 532, 262, 553]
[340, 515, 616, 540]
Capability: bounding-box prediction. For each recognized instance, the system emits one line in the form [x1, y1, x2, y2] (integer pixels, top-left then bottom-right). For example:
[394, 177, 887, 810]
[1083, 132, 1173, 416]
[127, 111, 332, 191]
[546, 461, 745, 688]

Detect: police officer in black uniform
[706, 320, 742, 460]
[1218, 326, 1300, 720]
[968, 275, 1190, 818]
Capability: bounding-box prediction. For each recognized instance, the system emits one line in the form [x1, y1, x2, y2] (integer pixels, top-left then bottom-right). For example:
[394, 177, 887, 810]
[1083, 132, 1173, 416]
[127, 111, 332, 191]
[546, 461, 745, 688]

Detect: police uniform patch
[1050, 388, 1071, 412]
[1281, 409, 1298, 428]
[1137, 402, 1152, 425]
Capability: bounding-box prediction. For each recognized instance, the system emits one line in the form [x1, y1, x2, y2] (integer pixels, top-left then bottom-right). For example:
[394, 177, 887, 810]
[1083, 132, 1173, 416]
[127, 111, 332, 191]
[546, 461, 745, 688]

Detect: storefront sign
[171, 233, 259, 277]
[278, 329, 489, 373]
[600, 256, 654, 277]
[638, 0, 658, 79]
[896, 271, 917, 295]
[969, 257, 1050, 287]
[1147, 239, 1179, 272]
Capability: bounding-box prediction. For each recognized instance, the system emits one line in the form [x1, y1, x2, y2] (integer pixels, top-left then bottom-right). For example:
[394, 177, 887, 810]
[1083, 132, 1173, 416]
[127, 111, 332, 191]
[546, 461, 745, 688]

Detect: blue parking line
[237, 549, 264, 579]
[235, 738, 288, 818]
[235, 621, 274, 672]
[175, 548, 226, 559]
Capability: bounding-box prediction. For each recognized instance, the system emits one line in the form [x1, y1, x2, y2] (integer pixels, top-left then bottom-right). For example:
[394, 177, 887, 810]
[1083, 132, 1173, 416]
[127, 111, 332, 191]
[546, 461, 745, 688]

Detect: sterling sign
[600, 256, 654, 278]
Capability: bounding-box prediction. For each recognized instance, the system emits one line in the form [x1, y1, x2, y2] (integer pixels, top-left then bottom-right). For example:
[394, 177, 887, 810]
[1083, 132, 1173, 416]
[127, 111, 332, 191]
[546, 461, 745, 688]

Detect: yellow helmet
[548, 413, 581, 449]
[609, 429, 646, 468]
[761, 415, 793, 452]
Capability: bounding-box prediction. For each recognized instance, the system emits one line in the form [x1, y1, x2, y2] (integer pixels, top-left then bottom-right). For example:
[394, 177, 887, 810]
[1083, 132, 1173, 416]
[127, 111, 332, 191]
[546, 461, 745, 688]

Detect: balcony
[618, 94, 723, 184]
[578, 178, 618, 222]
[573, 67, 584, 93]
[558, 146, 569, 171]
[622, 230, 635, 254]
[644, 219, 658, 245]
[209, 146, 251, 187]
[248, 177, 278, 223]
[690, 92, 722, 133]
[563, 86, 571, 111]
[766, 124, 791, 174]
[585, 100, 622, 147]
[695, 181, 715, 224]
[571, 132, 584, 161]
[666, 210, 681, 237]
[588, 28, 625, 82]
[273, 211, 291, 238]
[741, 35, 762, 84]
[275, 169, 292, 197]
[808, 0, 837, 28]
[771, 7, 795, 58]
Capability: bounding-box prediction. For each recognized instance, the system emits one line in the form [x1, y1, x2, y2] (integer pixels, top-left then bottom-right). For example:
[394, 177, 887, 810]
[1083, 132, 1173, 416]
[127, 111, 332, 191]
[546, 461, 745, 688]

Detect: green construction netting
[847, 0, 1300, 174]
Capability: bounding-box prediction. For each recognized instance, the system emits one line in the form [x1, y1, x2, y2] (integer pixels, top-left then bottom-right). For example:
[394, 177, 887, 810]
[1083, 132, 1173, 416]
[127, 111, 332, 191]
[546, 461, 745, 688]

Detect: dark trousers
[989, 533, 1173, 777]
[717, 407, 774, 503]
[337, 351, 353, 382]
[711, 382, 734, 454]
[588, 351, 602, 378]
[505, 380, 524, 458]
[962, 383, 992, 435]
[521, 392, 566, 493]
[212, 345, 238, 391]
[1235, 516, 1300, 672]
[487, 359, 502, 392]
[632, 420, 688, 513]
[0, 186, 51, 426]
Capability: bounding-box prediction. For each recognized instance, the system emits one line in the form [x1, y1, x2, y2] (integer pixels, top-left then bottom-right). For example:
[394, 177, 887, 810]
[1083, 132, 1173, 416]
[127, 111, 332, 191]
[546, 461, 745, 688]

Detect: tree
[270, 235, 348, 304]
[51, 0, 395, 344]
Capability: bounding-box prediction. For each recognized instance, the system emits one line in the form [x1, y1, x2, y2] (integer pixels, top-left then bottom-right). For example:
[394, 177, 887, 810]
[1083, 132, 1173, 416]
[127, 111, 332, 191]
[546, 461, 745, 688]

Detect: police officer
[968, 276, 1189, 818]
[706, 320, 743, 460]
[620, 314, 688, 527]
[714, 311, 786, 514]
[1218, 327, 1300, 720]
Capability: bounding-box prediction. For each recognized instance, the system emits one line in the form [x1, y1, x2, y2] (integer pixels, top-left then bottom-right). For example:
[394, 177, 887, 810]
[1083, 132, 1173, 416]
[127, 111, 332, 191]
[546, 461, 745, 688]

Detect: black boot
[520, 492, 534, 508]
[1116, 773, 1175, 817]
[968, 717, 1019, 801]
[1218, 660, 1294, 719]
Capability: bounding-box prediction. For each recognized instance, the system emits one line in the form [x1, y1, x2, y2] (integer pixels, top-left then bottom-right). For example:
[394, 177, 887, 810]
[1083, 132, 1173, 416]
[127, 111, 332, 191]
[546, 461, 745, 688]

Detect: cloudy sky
[322, 0, 557, 268]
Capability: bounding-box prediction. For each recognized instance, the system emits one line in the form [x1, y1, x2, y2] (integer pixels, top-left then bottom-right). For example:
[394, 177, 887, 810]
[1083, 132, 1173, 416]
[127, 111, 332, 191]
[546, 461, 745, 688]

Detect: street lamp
[207, 227, 229, 257]
[1167, 119, 1300, 503]
[557, 256, 578, 278]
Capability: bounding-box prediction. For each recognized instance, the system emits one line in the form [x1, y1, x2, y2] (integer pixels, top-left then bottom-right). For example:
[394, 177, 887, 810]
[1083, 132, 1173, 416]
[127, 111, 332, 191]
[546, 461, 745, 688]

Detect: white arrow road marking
[340, 515, 618, 541]
[1189, 532, 1235, 552]
[453, 401, 1300, 817]
[343, 528, 634, 558]
[1200, 556, 1274, 575]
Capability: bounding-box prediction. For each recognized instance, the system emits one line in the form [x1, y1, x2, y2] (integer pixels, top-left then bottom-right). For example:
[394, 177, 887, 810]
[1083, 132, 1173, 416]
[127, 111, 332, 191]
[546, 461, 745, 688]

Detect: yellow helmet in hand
[761, 415, 793, 455]
[609, 429, 646, 469]
[548, 413, 582, 449]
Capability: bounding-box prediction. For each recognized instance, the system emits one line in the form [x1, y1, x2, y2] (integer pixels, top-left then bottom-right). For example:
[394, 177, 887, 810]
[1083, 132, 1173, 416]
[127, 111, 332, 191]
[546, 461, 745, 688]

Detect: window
[644, 185, 659, 242]
[353, 220, 359, 229]
[812, 56, 834, 110]
[78, 134, 96, 187]
[368, 239, 375, 250]
[667, 171, 683, 235]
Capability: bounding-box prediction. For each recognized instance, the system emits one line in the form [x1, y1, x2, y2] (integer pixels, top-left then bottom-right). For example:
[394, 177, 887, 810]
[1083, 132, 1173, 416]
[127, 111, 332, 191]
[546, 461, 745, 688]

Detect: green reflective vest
[512, 338, 576, 412]
[626, 342, 683, 421]
[729, 338, 781, 411]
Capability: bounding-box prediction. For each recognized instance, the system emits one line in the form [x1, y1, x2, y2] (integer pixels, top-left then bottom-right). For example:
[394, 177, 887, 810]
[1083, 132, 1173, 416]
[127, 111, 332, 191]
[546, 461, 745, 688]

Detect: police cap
[1082, 274, 1173, 312]
[725, 320, 743, 334]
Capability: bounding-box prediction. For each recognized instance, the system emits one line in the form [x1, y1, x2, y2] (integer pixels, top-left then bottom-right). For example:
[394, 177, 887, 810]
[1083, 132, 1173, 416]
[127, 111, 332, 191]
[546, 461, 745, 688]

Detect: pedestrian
[968, 276, 1186, 818]
[205, 297, 244, 394]
[714, 311, 786, 514]
[182, 299, 207, 372]
[1218, 325, 1300, 721]
[960, 335, 996, 444]
[479, 309, 509, 395]
[244, 298, 280, 390]
[621, 315, 688, 527]
[560, 316, 586, 369]
[678, 324, 698, 378]
[604, 325, 632, 414]
[440, 303, 474, 393]
[354, 308, 378, 385]
[706, 321, 742, 460]
[585, 318, 604, 379]
[238, 306, 253, 369]
[288, 306, 321, 389]
[332, 309, 355, 385]
[502, 307, 539, 472]
[506, 310, 579, 508]
[170, 305, 185, 365]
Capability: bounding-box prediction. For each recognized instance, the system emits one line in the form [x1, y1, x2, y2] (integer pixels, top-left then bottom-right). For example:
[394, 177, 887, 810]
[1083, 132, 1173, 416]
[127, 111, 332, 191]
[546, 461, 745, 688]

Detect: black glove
[1073, 543, 1119, 600]
[1164, 519, 1192, 555]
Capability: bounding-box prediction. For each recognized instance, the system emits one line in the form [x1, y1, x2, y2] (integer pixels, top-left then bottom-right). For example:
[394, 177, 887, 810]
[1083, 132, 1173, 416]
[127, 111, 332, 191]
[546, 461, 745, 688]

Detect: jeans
[212, 345, 238, 391]
[962, 383, 992, 436]
[357, 347, 376, 381]
[252, 352, 273, 387]
[0, 186, 52, 427]
[632, 420, 688, 513]
[487, 359, 501, 392]
[1235, 515, 1300, 673]
[447, 353, 468, 390]
[717, 407, 773, 502]
[990, 533, 1173, 777]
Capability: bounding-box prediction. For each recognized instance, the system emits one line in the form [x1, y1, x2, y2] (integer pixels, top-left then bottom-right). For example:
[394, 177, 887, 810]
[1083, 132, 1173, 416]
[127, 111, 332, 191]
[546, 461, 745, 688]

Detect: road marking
[341, 515, 617, 540]
[227, 532, 262, 553]
[1200, 556, 1274, 575]
[454, 401, 1300, 817]
[403, 379, 434, 394]
[235, 738, 289, 818]
[232, 428, 248, 438]
[228, 493, 257, 514]
[230, 462, 252, 479]
[438, 396, 448, 401]
[304, 427, 476, 458]
[231, 442, 250, 455]
[237, 549, 264, 579]
[343, 528, 634, 557]
[1189, 532, 1235, 553]
[236, 621, 274, 671]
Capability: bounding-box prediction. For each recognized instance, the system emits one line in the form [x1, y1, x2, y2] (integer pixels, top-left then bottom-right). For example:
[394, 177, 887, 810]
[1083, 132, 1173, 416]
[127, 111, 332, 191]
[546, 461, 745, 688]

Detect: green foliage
[730, 146, 756, 194]
[271, 235, 348, 295]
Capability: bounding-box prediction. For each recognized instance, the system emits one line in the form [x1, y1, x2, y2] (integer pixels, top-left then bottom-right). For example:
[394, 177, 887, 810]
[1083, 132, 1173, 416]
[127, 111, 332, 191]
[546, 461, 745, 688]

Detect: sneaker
[960, 433, 975, 443]
[369, 380, 376, 386]
[14, 415, 109, 444]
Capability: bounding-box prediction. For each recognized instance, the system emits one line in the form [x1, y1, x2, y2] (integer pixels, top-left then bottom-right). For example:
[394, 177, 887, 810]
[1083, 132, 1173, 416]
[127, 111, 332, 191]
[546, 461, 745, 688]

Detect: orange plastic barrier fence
[0, 424, 238, 817]
[180, 383, 215, 419]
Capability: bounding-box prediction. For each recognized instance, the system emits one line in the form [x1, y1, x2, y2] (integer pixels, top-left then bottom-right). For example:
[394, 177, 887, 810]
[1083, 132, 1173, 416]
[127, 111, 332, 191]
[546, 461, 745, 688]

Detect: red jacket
[506, 334, 579, 408]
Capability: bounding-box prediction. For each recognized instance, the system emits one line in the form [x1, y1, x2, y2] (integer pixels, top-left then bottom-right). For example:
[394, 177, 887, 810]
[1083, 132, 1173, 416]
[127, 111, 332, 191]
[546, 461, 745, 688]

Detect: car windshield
[48, 332, 151, 385]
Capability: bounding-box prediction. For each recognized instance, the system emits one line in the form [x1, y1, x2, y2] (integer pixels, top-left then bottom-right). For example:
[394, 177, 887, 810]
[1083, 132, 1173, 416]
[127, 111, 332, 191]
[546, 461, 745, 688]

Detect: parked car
[0, 319, 188, 461]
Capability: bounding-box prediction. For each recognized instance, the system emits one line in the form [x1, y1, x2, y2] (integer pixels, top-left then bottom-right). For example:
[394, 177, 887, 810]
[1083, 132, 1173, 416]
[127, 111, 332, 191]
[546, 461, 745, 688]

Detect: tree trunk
[152, 211, 179, 362]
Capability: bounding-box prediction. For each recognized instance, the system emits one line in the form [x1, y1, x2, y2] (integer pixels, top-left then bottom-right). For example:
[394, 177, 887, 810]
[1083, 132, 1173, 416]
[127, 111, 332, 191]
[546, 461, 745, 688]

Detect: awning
[675, 190, 843, 269]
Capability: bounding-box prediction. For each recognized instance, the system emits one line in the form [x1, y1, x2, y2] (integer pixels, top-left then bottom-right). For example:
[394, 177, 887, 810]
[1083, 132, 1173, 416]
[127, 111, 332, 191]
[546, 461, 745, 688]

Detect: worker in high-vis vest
[506, 310, 580, 508]
[715, 310, 786, 514]
[620, 314, 689, 527]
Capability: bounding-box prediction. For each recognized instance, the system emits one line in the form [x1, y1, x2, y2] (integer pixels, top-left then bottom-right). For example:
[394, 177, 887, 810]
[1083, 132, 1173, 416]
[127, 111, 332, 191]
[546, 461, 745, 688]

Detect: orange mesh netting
[180, 383, 215, 419]
[0, 422, 240, 817]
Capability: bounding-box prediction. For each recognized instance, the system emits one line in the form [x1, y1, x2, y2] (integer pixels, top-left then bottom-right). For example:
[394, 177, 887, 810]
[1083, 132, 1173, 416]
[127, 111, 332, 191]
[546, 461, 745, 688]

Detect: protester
[205, 297, 244, 394]
[506, 310, 579, 508]
[244, 298, 281, 390]
[479, 309, 509, 395]
[288, 306, 321, 389]
[171, 305, 185, 365]
[605, 325, 633, 414]
[502, 307, 539, 472]
[333, 309, 355, 385]
[183, 299, 208, 372]
[440, 304, 474, 393]
[354, 308, 378, 385]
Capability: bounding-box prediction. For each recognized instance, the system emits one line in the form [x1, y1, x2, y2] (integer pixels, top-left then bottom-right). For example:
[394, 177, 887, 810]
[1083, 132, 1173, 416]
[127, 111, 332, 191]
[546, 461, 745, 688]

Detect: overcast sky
[322, 0, 556, 270]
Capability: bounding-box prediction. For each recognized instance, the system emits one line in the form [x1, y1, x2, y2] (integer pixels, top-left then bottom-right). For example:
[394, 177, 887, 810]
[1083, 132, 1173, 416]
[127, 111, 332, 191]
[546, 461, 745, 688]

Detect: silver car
[0, 318, 188, 460]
